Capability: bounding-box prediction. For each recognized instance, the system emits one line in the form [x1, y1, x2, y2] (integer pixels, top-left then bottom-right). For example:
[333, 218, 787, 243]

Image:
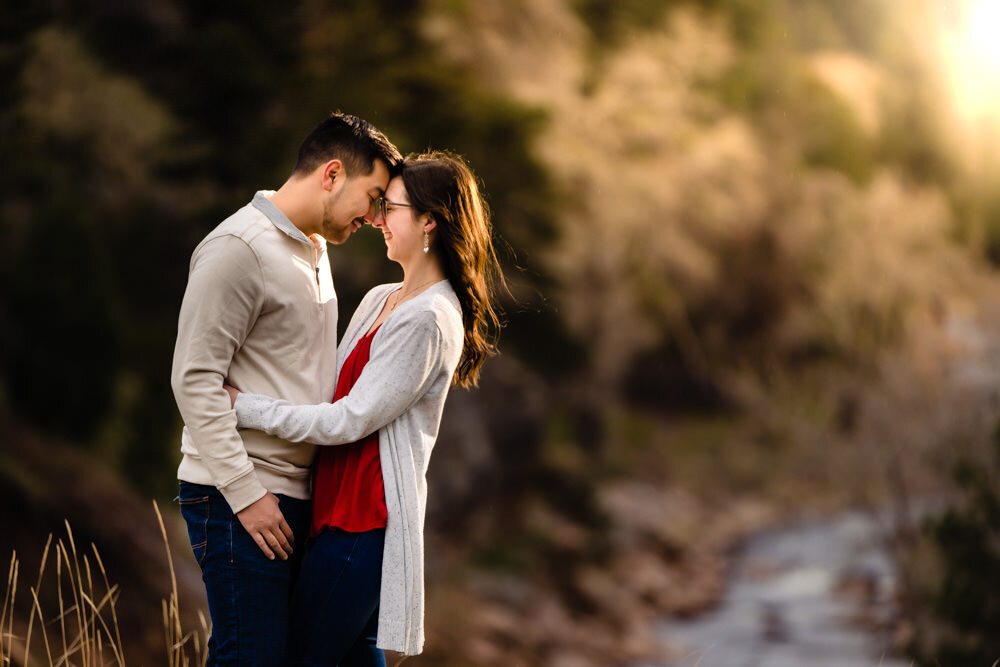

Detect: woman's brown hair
[400, 151, 506, 388]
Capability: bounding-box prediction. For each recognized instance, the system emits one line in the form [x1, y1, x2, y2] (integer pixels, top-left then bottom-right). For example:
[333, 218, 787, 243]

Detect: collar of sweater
[252, 190, 322, 249]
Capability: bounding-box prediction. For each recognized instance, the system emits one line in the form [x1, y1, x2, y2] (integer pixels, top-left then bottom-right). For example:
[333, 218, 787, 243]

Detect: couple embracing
[170, 113, 504, 666]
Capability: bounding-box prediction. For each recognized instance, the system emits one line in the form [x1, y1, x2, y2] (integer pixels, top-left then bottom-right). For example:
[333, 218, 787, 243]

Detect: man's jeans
[178, 482, 310, 667]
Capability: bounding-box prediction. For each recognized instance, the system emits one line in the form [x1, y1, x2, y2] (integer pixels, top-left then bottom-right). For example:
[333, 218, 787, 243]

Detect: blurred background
[2, 0, 1000, 664]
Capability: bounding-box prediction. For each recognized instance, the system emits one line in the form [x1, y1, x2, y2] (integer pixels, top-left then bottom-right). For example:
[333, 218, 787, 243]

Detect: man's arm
[171, 234, 293, 560]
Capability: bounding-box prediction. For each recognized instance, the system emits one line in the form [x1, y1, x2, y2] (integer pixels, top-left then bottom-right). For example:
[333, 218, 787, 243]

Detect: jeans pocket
[178, 494, 210, 567]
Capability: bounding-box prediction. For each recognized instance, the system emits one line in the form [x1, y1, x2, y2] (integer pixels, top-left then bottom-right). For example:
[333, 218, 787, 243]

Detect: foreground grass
[0, 501, 207, 667]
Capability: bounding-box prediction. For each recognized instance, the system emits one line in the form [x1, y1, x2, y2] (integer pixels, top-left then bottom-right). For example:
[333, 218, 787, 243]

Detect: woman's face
[372, 176, 426, 264]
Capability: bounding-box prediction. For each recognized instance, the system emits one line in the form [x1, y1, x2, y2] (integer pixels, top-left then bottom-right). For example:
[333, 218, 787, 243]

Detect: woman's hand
[224, 384, 241, 408]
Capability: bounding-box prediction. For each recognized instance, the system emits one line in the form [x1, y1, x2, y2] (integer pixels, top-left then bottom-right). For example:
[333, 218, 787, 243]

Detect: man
[171, 113, 402, 665]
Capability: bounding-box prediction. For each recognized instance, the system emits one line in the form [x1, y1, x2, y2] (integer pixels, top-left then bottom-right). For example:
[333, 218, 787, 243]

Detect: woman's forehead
[387, 176, 408, 199]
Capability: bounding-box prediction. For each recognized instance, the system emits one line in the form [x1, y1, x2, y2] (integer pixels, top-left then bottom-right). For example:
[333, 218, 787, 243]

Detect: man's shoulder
[203, 202, 272, 246]
[194, 202, 294, 264]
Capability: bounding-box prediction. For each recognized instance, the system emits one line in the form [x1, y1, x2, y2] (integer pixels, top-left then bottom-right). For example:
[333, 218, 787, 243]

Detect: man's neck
[270, 183, 320, 238]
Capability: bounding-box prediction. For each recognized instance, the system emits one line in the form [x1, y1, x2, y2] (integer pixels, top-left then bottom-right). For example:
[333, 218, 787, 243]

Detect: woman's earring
[423, 230, 430, 254]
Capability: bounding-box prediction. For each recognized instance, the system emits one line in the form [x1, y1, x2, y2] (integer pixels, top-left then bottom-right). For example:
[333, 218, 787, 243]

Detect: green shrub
[908, 425, 1000, 665]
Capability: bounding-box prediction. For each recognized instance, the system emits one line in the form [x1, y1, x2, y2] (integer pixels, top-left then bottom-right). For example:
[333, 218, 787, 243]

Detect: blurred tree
[0, 21, 191, 494]
[5, 203, 118, 439]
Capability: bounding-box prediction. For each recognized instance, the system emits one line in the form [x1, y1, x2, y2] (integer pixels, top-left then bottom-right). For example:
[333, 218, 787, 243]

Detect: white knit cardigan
[234, 280, 463, 655]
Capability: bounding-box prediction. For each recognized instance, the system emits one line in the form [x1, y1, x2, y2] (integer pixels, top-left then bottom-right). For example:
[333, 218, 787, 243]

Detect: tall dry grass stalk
[0, 503, 208, 667]
[1, 551, 18, 665]
[152, 500, 208, 667]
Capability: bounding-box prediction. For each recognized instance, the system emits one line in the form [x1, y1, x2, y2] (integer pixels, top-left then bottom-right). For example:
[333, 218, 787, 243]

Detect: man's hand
[236, 493, 294, 560]
[224, 384, 240, 408]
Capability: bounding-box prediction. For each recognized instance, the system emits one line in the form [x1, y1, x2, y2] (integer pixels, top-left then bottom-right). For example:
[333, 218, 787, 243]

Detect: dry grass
[0, 501, 207, 667]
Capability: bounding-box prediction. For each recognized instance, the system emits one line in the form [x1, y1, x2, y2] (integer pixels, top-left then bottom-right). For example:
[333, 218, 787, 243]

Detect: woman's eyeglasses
[374, 196, 413, 219]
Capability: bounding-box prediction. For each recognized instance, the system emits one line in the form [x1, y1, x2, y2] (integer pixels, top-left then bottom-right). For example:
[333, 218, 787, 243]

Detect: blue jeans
[287, 527, 386, 667]
[178, 482, 310, 667]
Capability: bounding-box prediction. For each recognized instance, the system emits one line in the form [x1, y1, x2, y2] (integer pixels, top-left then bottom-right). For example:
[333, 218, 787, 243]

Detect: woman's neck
[399, 256, 446, 292]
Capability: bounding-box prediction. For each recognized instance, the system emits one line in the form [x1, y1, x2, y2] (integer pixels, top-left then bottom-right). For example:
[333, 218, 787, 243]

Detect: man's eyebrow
[369, 186, 385, 196]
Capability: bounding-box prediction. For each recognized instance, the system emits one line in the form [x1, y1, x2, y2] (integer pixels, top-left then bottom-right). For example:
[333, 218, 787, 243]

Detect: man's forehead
[367, 160, 391, 192]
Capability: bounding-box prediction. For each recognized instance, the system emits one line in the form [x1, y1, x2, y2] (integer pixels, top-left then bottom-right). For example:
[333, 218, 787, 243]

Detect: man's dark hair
[292, 112, 402, 178]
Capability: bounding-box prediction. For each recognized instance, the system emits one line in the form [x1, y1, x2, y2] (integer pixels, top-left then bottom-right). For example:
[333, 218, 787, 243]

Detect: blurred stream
[649, 510, 909, 667]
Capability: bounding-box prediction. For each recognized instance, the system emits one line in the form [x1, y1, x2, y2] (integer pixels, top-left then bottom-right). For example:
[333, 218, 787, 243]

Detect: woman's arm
[234, 310, 455, 445]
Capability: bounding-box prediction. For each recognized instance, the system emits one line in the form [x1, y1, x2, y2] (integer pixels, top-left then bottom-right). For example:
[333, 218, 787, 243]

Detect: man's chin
[320, 228, 352, 245]
[321, 221, 363, 245]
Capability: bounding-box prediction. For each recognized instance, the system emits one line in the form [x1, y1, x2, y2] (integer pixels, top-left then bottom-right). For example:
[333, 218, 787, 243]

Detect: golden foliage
[426, 0, 989, 400]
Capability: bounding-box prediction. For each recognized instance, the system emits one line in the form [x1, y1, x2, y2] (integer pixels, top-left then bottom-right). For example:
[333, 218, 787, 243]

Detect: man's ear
[323, 159, 344, 191]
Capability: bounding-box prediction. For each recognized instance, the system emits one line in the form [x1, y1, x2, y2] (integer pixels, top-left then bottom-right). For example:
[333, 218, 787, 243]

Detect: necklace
[389, 278, 442, 312]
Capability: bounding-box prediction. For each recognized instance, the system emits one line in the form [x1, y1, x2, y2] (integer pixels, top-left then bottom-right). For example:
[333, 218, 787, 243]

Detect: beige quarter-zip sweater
[171, 191, 338, 513]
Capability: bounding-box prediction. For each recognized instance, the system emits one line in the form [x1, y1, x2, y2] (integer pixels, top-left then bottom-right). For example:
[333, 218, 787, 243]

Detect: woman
[226, 151, 505, 665]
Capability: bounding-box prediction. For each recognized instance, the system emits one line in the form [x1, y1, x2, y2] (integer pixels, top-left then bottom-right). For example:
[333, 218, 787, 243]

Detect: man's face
[320, 159, 390, 244]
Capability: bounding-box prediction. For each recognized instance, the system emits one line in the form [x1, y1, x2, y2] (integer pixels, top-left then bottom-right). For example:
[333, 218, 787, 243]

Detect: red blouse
[310, 325, 387, 536]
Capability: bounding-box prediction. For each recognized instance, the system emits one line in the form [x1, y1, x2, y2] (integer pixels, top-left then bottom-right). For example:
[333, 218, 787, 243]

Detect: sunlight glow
[943, 0, 1000, 125]
[967, 0, 1000, 74]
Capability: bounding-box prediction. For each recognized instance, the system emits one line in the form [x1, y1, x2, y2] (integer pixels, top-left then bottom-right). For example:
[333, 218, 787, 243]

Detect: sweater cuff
[233, 392, 275, 431]
[218, 468, 267, 513]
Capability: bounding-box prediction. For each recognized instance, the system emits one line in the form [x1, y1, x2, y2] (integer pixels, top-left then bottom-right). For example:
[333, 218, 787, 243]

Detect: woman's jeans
[178, 482, 310, 667]
[287, 527, 386, 667]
